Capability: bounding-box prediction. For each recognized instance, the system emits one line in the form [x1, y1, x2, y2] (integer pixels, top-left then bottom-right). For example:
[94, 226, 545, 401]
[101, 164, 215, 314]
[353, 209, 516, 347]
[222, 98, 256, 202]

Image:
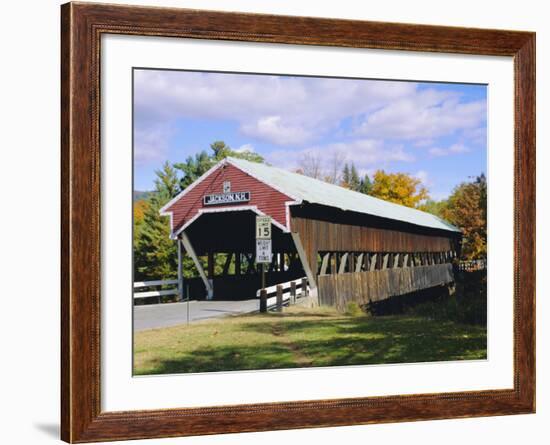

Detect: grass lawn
[134, 306, 487, 375]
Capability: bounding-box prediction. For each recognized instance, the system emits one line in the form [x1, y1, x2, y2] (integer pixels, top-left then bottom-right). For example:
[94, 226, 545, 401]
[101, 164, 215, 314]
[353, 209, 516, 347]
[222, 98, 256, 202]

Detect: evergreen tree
[360, 174, 373, 195]
[174, 141, 264, 191]
[134, 162, 179, 281]
[476, 173, 487, 226]
[349, 163, 361, 191]
[341, 163, 351, 188]
[174, 150, 213, 191]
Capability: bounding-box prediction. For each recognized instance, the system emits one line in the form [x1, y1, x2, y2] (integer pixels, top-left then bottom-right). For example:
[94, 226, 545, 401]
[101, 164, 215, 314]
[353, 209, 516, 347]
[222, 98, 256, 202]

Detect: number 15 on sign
[256, 216, 272, 239]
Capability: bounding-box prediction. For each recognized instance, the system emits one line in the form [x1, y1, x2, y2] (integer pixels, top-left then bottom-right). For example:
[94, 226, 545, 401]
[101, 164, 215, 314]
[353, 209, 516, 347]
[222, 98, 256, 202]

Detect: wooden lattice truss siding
[290, 211, 461, 306]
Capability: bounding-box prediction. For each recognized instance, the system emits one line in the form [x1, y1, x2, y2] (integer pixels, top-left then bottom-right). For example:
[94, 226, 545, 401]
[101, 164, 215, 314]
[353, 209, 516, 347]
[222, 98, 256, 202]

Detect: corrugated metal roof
[227, 157, 461, 233]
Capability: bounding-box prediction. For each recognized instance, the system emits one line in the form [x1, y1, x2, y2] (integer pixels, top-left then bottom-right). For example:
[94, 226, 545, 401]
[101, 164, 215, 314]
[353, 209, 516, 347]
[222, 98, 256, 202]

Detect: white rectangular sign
[256, 216, 272, 239]
[256, 239, 272, 263]
[203, 191, 250, 206]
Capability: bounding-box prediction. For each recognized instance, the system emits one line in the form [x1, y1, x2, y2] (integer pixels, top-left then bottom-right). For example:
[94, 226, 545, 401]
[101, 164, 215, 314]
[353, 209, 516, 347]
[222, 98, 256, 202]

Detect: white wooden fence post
[177, 238, 183, 302]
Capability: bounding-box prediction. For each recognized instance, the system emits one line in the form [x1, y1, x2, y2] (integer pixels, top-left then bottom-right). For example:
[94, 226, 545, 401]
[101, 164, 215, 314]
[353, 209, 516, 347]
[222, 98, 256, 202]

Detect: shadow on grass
[239, 310, 337, 319]
[136, 314, 487, 375]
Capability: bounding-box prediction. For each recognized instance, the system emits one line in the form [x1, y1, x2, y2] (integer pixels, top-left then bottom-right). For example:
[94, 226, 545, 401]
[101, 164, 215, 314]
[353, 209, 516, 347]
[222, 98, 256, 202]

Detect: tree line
[134, 141, 486, 281]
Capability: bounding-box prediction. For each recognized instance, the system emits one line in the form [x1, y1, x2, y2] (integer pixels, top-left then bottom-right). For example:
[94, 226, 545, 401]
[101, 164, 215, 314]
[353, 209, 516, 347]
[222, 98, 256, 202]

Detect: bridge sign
[203, 191, 250, 206]
[255, 216, 272, 239]
[256, 239, 272, 264]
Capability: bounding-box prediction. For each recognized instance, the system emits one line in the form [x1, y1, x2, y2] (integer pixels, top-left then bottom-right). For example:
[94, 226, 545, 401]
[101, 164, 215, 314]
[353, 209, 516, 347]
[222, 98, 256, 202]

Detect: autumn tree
[442, 174, 487, 260]
[370, 170, 429, 208]
[133, 199, 149, 226]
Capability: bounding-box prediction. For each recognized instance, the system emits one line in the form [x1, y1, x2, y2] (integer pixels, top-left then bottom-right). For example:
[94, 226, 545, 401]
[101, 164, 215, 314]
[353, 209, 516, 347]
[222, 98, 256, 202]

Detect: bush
[407, 271, 487, 326]
[365, 270, 487, 326]
[344, 301, 363, 317]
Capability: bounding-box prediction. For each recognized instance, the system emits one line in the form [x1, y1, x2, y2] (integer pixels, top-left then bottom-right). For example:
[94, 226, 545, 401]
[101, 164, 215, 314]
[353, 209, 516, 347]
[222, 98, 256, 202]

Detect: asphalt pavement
[133, 299, 259, 332]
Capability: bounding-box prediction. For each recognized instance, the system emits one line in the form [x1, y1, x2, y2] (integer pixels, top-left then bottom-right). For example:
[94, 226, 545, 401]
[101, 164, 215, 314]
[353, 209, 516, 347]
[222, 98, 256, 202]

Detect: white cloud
[134, 123, 173, 165]
[134, 70, 420, 147]
[134, 70, 487, 169]
[414, 139, 435, 148]
[267, 139, 414, 175]
[429, 143, 470, 157]
[234, 143, 255, 153]
[462, 126, 487, 147]
[241, 116, 312, 145]
[413, 170, 431, 188]
[355, 91, 486, 142]
[429, 191, 450, 201]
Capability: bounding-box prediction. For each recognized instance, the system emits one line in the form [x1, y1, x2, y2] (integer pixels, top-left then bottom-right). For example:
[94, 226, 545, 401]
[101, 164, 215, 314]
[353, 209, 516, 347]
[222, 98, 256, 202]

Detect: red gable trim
[160, 159, 300, 238]
[159, 160, 225, 217]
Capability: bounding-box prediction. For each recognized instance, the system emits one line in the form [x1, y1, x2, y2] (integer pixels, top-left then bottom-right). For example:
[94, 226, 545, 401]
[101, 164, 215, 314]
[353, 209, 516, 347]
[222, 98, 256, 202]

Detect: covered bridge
[160, 157, 461, 309]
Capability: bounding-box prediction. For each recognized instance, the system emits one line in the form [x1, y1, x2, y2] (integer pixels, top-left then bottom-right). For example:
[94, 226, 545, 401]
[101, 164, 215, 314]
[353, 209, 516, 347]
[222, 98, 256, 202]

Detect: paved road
[134, 299, 259, 332]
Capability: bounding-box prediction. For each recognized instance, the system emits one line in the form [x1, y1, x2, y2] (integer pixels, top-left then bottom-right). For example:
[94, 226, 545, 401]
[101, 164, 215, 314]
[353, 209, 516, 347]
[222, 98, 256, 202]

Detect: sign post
[256, 216, 272, 312]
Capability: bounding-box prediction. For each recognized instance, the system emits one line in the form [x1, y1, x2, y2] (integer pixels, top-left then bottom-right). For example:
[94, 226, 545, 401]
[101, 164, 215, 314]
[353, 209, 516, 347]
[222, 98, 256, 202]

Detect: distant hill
[133, 190, 154, 202]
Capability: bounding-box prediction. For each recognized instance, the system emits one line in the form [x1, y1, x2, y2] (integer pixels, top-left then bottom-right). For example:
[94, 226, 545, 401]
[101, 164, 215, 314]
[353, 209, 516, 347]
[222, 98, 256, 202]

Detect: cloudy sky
[134, 69, 487, 200]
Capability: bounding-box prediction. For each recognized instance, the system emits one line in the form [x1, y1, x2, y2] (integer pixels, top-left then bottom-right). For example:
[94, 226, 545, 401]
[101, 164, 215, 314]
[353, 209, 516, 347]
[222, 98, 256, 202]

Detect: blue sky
[134, 69, 487, 200]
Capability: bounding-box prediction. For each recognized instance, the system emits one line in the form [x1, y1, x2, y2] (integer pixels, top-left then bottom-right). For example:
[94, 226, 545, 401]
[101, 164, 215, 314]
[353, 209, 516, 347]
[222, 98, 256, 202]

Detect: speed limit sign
[256, 216, 272, 239]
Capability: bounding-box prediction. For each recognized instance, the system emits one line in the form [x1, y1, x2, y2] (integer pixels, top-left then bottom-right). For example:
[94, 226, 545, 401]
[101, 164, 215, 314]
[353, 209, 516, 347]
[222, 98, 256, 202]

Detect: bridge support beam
[355, 253, 364, 273]
[290, 232, 318, 306]
[320, 252, 330, 275]
[180, 231, 214, 300]
[338, 253, 349, 274]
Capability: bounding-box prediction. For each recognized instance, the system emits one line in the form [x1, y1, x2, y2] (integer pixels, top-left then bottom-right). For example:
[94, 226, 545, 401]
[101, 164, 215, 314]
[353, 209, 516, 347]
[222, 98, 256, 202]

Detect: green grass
[134, 305, 487, 375]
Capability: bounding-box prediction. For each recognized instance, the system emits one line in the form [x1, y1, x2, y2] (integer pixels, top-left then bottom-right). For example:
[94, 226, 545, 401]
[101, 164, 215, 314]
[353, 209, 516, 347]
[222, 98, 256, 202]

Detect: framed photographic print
[61, 2, 535, 442]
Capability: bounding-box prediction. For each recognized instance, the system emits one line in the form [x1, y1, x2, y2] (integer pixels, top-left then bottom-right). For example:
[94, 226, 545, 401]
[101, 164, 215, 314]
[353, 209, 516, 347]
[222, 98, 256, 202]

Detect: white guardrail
[134, 277, 310, 309]
[256, 277, 309, 311]
[134, 279, 179, 302]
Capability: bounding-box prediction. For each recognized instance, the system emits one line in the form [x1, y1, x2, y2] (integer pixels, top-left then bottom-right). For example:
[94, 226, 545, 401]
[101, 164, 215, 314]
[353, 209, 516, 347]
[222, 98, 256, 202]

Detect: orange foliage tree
[370, 170, 429, 208]
[133, 199, 149, 226]
[442, 176, 487, 260]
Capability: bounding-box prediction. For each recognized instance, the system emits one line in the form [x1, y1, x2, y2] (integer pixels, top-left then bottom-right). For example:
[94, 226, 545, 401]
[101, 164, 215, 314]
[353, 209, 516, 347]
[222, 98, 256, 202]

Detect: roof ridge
[226, 156, 459, 233]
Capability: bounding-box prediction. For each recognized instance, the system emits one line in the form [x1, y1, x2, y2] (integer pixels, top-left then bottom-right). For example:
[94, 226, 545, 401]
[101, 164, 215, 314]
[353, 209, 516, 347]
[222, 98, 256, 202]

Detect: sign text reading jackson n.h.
[203, 191, 251, 206]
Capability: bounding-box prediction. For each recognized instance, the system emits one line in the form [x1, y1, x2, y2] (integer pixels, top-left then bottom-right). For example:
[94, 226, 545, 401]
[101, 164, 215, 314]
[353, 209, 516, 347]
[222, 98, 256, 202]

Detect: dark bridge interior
[184, 210, 304, 300]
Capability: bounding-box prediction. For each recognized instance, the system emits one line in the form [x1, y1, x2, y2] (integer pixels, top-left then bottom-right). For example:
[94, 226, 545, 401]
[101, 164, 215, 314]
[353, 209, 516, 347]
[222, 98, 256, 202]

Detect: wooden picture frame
[61, 2, 535, 442]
